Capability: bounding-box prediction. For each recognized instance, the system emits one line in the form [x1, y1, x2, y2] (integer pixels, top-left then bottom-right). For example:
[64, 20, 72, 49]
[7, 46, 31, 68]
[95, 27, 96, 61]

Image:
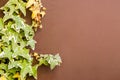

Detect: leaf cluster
[0, 0, 62, 80]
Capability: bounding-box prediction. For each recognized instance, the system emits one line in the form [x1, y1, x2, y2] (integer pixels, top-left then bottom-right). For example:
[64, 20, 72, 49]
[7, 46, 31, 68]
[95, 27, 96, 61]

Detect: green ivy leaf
[27, 39, 36, 50]
[1, 0, 26, 16]
[0, 70, 4, 75]
[20, 60, 33, 80]
[38, 54, 62, 70]
[8, 60, 23, 69]
[31, 65, 39, 79]
[0, 18, 4, 30]
[0, 46, 13, 61]
[0, 63, 7, 70]
[12, 46, 32, 61]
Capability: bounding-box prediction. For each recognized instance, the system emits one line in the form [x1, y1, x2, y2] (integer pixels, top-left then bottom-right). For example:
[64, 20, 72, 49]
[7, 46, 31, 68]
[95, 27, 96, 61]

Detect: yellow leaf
[40, 11, 46, 18]
[26, 0, 35, 8]
[39, 24, 43, 29]
[13, 72, 20, 79]
[32, 10, 40, 19]
[0, 76, 6, 80]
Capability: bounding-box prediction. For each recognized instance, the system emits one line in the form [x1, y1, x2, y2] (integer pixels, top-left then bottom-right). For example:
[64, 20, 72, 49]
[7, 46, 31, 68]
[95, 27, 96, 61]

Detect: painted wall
[1, 0, 120, 80]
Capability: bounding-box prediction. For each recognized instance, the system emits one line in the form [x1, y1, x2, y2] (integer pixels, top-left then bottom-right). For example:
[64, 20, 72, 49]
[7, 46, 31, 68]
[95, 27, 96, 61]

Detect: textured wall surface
[1, 0, 120, 80]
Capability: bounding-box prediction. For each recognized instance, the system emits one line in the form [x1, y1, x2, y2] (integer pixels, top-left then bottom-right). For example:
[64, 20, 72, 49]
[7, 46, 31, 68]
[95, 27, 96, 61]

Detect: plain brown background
[1, 0, 120, 80]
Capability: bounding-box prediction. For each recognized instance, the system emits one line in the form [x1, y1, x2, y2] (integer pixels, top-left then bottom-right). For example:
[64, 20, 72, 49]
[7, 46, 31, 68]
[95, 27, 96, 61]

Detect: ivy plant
[0, 0, 62, 80]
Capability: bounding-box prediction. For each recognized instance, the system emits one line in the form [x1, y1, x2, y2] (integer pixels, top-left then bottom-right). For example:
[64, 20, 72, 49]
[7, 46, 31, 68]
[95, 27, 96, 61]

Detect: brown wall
[37, 0, 120, 80]
[1, 0, 120, 80]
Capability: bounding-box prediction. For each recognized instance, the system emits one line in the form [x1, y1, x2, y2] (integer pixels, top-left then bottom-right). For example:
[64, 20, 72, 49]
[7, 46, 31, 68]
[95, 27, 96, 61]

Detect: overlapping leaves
[0, 0, 62, 80]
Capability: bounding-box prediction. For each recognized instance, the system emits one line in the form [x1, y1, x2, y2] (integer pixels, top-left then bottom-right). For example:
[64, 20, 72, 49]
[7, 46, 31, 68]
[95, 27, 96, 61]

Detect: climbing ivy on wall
[0, 0, 62, 80]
